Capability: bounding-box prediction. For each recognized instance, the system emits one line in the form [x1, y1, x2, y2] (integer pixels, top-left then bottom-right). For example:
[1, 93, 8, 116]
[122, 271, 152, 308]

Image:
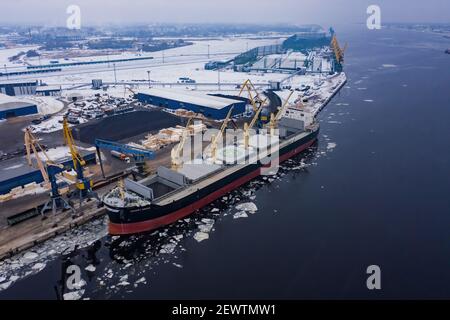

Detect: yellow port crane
[268, 91, 294, 136]
[62, 117, 98, 205]
[24, 128, 75, 215]
[331, 34, 347, 65]
[238, 79, 265, 112]
[208, 107, 234, 162]
[24, 128, 51, 184]
[243, 98, 267, 149]
[171, 117, 193, 170]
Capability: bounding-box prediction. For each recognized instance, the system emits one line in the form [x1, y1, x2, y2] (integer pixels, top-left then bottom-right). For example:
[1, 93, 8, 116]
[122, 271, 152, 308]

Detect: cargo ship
[103, 105, 319, 235]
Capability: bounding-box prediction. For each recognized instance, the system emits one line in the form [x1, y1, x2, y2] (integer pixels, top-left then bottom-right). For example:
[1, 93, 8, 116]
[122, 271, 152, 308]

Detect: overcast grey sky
[1, 0, 449, 26]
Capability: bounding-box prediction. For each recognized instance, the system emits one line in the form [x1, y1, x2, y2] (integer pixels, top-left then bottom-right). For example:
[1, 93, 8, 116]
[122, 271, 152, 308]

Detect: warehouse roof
[36, 85, 61, 92]
[0, 80, 38, 85]
[138, 88, 244, 110]
[0, 94, 36, 111]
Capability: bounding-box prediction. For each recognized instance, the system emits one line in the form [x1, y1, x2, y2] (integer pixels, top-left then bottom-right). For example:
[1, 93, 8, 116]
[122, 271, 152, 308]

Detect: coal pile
[75, 110, 181, 144]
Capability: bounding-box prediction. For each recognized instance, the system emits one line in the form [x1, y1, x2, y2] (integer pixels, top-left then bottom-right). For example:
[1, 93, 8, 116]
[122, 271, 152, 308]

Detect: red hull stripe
[109, 138, 316, 235]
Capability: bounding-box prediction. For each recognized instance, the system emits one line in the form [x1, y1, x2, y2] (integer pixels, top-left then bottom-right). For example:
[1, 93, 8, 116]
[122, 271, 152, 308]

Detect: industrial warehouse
[136, 88, 247, 119]
[0, 80, 38, 96]
[0, 94, 38, 119]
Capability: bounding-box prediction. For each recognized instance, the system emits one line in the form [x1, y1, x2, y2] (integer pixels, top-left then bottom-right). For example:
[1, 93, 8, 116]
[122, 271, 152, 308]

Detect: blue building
[136, 88, 246, 119]
[36, 85, 62, 96]
[0, 151, 96, 195]
[0, 94, 38, 119]
[0, 80, 38, 96]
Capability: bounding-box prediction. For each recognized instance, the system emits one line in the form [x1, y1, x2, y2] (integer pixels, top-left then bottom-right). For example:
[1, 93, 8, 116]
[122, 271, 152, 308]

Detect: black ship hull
[105, 128, 319, 235]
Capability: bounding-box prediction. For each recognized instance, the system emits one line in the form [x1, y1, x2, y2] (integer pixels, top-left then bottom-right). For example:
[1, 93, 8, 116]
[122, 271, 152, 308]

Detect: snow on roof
[36, 85, 61, 92]
[137, 88, 243, 110]
[0, 79, 38, 85]
[0, 93, 35, 111]
[0, 93, 19, 104]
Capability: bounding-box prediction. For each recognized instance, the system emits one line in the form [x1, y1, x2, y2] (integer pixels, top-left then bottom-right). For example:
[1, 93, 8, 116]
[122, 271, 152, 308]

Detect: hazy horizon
[1, 0, 449, 27]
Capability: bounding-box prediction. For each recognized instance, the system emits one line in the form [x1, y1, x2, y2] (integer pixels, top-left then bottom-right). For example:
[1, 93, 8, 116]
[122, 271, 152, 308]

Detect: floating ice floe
[72, 279, 87, 290]
[85, 265, 96, 272]
[173, 234, 183, 242]
[233, 211, 248, 219]
[23, 252, 39, 262]
[364, 99, 374, 102]
[194, 232, 209, 242]
[235, 202, 258, 214]
[159, 243, 177, 254]
[63, 289, 85, 300]
[32, 263, 46, 271]
[0, 281, 12, 291]
[326, 142, 337, 151]
[135, 277, 146, 284]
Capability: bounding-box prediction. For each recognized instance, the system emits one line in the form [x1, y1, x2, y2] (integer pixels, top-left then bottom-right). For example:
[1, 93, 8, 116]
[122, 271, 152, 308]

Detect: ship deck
[154, 126, 316, 206]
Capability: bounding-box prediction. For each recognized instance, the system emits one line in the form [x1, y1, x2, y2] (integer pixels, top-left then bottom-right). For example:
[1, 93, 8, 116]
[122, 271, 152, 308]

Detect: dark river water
[1, 24, 450, 299]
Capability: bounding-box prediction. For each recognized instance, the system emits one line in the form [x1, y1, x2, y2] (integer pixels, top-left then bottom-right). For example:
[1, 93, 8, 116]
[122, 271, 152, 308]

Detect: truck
[110, 150, 130, 163]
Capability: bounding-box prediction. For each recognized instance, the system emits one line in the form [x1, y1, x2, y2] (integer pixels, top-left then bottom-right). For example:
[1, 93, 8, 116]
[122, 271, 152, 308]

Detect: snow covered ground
[0, 45, 40, 68]
[23, 96, 64, 114]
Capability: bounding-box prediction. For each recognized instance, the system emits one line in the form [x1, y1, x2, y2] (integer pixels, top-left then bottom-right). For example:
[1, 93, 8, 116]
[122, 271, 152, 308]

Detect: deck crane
[24, 128, 75, 215]
[207, 107, 234, 163]
[94, 139, 155, 178]
[62, 117, 99, 205]
[243, 98, 267, 149]
[238, 79, 265, 112]
[268, 91, 294, 136]
[171, 117, 193, 170]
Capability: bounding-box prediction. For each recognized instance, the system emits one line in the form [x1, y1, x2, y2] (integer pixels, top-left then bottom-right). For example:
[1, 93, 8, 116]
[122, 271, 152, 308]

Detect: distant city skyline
[1, 0, 450, 26]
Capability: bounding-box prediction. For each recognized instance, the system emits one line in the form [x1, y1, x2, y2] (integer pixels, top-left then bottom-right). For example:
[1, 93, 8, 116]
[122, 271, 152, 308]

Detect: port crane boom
[24, 128, 75, 215]
[171, 118, 193, 170]
[63, 118, 98, 205]
[269, 90, 294, 135]
[238, 79, 265, 112]
[208, 107, 234, 162]
[243, 98, 267, 149]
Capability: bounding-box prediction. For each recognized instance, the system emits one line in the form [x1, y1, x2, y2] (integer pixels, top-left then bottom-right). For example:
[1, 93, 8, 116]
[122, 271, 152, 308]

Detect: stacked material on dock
[0, 148, 96, 196]
[0, 182, 49, 203]
[174, 108, 197, 117]
[139, 123, 207, 151]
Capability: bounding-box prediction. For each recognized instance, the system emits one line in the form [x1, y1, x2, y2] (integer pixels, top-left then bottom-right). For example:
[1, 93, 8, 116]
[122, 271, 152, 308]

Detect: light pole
[4, 64, 8, 80]
[147, 70, 151, 88]
[207, 44, 210, 59]
[113, 63, 117, 86]
[217, 68, 221, 91]
[162, 50, 165, 64]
